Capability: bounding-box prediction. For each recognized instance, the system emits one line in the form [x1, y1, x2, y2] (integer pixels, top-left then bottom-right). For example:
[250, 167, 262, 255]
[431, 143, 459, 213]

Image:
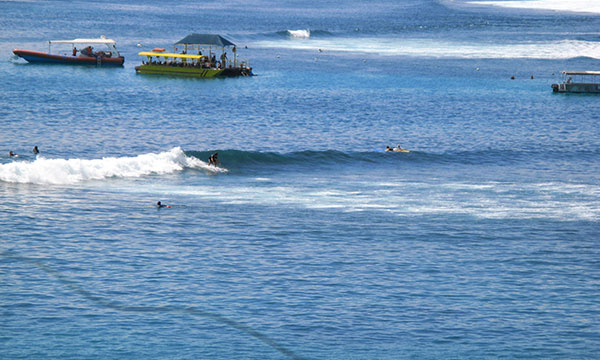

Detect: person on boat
[394, 144, 404, 151]
[81, 46, 93, 57]
[208, 152, 219, 166]
[211, 54, 216, 67]
[157, 201, 171, 208]
[220, 52, 227, 67]
[32, 146, 39, 155]
[72, 47, 77, 56]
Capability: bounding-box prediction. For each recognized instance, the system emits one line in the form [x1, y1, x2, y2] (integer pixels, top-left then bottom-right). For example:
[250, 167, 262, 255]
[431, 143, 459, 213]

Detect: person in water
[157, 201, 171, 208]
[9, 151, 17, 157]
[32, 146, 39, 155]
[385, 146, 393, 152]
[208, 152, 219, 166]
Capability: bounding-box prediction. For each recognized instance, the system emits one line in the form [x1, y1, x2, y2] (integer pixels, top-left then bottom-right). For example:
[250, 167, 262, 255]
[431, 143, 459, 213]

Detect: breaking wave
[465, 0, 600, 15]
[0, 147, 225, 185]
[272, 29, 333, 39]
[253, 37, 600, 59]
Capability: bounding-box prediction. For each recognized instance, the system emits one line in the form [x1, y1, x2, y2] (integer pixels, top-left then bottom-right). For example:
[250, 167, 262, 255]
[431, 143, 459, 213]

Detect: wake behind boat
[13, 36, 124, 66]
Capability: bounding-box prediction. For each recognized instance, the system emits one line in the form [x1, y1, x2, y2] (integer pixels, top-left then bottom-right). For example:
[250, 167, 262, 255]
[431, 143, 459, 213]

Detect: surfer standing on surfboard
[208, 152, 219, 166]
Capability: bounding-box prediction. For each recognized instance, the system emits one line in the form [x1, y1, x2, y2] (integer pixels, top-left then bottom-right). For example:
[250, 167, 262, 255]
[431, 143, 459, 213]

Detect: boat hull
[552, 82, 600, 93]
[135, 64, 225, 78]
[13, 49, 124, 66]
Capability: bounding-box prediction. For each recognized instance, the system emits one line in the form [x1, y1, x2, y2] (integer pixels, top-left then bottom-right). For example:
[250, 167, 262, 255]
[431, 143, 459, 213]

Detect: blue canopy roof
[175, 34, 235, 47]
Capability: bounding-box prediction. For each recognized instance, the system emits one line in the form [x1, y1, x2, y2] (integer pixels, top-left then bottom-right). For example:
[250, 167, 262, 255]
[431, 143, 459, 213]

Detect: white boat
[13, 36, 124, 66]
[552, 71, 600, 93]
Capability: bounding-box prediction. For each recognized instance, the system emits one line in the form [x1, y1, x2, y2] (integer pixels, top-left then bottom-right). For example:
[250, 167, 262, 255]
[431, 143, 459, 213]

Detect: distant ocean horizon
[1, 0, 599, 359]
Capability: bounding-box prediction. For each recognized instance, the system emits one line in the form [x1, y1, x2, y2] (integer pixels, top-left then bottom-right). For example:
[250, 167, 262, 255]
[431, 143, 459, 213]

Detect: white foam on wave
[467, 0, 600, 15]
[143, 179, 599, 222]
[0, 147, 225, 185]
[254, 37, 600, 59]
[287, 29, 311, 39]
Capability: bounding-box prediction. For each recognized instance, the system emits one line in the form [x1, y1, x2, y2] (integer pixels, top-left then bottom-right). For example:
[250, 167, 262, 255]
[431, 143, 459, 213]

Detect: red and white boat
[13, 36, 124, 66]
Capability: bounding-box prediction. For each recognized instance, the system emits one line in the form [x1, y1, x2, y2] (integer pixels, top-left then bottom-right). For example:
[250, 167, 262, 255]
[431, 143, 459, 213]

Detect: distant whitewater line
[467, 0, 600, 15]
[0, 147, 224, 185]
[253, 38, 600, 59]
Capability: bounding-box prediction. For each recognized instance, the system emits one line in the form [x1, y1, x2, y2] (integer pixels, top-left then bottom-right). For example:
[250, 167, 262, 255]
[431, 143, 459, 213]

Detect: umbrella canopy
[175, 34, 235, 47]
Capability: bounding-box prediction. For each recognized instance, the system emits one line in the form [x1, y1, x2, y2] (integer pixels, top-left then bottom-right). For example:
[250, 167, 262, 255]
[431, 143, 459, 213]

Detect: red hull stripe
[13, 49, 124, 65]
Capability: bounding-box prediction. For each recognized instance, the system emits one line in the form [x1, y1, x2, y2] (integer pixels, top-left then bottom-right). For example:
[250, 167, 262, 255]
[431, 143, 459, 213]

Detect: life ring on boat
[153, 48, 166, 52]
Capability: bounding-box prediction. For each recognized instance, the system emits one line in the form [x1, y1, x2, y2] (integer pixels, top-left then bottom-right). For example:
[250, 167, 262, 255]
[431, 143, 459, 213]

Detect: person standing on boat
[220, 52, 227, 68]
[72, 47, 77, 56]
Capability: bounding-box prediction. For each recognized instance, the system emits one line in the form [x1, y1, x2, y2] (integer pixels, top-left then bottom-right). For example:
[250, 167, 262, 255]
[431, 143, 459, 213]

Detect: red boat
[13, 36, 124, 66]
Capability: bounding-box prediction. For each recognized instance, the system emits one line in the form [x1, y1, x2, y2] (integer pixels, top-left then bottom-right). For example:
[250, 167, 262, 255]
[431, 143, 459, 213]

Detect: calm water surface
[1, 0, 599, 358]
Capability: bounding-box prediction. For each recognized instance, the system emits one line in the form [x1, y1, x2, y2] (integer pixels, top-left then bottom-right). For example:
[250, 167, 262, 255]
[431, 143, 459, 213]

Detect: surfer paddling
[385, 144, 410, 153]
[157, 201, 171, 208]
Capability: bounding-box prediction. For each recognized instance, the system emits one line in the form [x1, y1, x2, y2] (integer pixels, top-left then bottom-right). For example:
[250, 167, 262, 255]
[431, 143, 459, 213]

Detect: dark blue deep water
[1, 0, 599, 358]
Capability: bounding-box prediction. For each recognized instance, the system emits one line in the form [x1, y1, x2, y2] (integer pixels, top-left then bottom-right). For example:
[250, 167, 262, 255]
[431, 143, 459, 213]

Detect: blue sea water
[1, 0, 599, 358]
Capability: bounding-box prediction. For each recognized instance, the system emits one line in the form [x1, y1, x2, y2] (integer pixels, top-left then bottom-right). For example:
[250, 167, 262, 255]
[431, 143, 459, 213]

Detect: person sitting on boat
[81, 46, 93, 57]
[208, 152, 219, 166]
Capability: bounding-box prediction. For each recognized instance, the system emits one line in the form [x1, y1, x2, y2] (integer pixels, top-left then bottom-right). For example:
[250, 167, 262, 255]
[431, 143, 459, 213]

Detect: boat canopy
[49, 37, 117, 45]
[562, 71, 600, 76]
[138, 51, 205, 59]
[175, 34, 235, 47]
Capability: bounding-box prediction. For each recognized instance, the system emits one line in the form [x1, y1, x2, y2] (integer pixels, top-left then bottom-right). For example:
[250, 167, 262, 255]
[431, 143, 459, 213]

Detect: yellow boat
[135, 34, 253, 78]
[135, 51, 225, 78]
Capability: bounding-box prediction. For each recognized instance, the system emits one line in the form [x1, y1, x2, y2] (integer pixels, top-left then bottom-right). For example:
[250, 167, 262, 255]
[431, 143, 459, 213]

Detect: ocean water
[1, 0, 599, 359]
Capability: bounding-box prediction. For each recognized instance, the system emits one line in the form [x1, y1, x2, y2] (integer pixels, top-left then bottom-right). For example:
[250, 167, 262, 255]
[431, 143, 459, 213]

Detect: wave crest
[0, 147, 225, 185]
[287, 29, 310, 38]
